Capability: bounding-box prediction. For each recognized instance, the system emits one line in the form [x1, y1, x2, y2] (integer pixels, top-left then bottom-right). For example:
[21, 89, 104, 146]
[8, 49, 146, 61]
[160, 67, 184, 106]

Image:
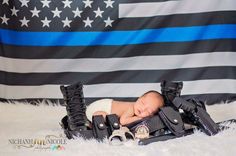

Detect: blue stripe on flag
[1, 24, 236, 46]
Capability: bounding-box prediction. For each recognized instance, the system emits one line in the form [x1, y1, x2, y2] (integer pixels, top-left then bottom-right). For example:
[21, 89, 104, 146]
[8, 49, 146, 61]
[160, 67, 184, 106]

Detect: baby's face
[134, 94, 163, 118]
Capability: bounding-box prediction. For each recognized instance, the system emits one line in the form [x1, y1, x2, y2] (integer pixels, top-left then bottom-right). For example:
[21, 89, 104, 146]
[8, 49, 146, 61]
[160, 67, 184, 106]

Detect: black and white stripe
[119, 0, 236, 18]
[1, 80, 236, 98]
[1, 39, 236, 59]
[1, 52, 235, 73]
[1, 66, 235, 85]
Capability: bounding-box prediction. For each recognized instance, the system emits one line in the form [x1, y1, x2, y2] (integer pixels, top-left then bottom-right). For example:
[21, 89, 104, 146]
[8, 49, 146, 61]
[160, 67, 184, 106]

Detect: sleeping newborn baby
[86, 90, 164, 125]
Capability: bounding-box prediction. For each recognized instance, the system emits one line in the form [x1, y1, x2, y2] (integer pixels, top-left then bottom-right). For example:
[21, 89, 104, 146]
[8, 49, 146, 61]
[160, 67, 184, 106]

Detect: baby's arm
[120, 108, 142, 125]
[93, 111, 108, 119]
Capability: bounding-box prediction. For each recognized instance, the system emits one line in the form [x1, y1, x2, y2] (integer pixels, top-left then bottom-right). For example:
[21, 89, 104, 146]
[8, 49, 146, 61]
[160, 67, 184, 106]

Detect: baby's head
[134, 90, 164, 118]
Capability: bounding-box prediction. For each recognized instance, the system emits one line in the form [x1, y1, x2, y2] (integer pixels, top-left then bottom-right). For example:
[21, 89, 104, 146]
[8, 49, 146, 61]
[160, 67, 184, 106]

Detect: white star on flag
[93, 7, 104, 18]
[1, 14, 10, 25]
[62, 0, 72, 8]
[19, 16, 30, 27]
[2, 0, 9, 5]
[51, 7, 62, 18]
[72, 7, 83, 18]
[30, 7, 41, 17]
[104, 17, 114, 27]
[41, 0, 51, 8]
[62, 17, 72, 27]
[41, 17, 51, 27]
[83, 0, 93, 8]
[104, 0, 114, 8]
[83, 17, 93, 27]
[11, 6, 19, 16]
[19, 0, 30, 7]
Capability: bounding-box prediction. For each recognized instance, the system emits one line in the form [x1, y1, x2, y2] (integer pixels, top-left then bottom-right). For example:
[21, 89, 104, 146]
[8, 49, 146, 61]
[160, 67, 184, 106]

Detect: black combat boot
[60, 82, 87, 131]
[161, 80, 183, 109]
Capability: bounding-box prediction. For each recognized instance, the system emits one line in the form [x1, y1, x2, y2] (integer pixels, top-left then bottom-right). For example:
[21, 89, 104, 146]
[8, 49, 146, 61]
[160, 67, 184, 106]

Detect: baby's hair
[142, 90, 164, 107]
[142, 90, 161, 96]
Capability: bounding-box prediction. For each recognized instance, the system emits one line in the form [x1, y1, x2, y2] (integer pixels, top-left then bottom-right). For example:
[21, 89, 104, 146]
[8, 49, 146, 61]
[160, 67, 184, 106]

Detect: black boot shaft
[60, 82, 87, 131]
[161, 80, 183, 109]
[60, 82, 83, 101]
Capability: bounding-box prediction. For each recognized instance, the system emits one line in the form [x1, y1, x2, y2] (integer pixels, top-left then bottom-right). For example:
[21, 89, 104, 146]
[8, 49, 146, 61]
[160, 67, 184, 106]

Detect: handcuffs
[108, 124, 150, 145]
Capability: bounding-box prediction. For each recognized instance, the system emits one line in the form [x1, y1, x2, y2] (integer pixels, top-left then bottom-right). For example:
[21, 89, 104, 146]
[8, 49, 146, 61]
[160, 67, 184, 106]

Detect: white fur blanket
[0, 101, 236, 156]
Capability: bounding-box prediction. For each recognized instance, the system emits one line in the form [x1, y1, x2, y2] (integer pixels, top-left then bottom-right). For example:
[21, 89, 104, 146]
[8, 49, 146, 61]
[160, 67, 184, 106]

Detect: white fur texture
[0, 101, 236, 156]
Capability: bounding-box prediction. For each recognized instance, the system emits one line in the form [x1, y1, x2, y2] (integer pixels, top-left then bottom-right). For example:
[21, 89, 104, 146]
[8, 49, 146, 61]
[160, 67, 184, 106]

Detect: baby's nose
[140, 107, 145, 112]
[142, 107, 148, 112]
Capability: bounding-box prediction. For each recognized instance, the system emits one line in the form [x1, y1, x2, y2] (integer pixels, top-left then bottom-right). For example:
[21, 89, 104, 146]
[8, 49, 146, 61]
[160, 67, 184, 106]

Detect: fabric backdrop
[0, 0, 236, 104]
